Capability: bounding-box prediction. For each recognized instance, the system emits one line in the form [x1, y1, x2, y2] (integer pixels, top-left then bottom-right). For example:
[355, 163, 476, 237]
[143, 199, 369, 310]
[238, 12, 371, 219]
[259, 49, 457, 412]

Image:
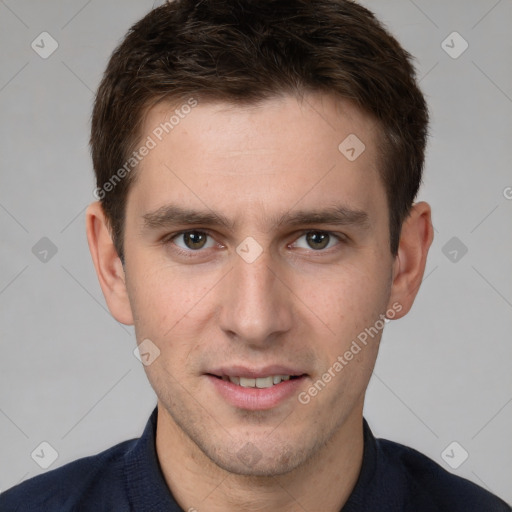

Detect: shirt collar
[123, 407, 181, 511]
[340, 417, 379, 511]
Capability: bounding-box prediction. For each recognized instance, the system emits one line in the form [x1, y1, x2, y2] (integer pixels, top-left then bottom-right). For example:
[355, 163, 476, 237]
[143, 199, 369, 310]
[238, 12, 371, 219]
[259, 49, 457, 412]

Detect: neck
[155, 402, 364, 512]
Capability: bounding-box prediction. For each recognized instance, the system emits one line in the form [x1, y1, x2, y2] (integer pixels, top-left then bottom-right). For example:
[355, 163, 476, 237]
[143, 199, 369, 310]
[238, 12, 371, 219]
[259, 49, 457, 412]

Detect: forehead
[128, 93, 387, 229]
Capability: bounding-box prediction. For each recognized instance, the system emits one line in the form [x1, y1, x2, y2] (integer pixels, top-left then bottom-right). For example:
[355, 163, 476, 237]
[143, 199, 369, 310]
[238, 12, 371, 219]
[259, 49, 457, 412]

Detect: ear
[85, 201, 134, 325]
[387, 201, 434, 319]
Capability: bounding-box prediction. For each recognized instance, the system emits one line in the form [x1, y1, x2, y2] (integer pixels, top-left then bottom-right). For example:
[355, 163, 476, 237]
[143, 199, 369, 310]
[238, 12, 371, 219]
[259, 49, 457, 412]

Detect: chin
[207, 442, 306, 477]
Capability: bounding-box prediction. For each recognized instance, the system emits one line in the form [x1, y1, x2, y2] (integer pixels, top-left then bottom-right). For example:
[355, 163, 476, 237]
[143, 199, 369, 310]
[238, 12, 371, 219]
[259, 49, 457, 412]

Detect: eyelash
[162, 229, 346, 258]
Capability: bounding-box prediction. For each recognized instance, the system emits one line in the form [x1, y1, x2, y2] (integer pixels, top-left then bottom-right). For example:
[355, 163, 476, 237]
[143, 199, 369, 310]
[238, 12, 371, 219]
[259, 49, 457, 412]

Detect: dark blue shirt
[1, 407, 510, 511]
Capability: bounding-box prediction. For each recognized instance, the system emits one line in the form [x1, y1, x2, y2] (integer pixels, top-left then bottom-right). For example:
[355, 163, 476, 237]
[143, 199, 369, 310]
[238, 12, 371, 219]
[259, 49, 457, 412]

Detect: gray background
[1, 0, 511, 504]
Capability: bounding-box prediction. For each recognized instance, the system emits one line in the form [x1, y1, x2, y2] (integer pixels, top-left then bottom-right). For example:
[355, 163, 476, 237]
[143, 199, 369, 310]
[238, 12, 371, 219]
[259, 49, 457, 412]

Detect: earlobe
[85, 202, 134, 325]
[387, 201, 434, 319]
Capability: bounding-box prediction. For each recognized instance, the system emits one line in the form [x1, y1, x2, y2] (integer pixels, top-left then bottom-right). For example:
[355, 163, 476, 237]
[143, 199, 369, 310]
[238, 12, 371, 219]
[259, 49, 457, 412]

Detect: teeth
[229, 375, 293, 388]
[256, 376, 273, 388]
[239, 377, 256, 388]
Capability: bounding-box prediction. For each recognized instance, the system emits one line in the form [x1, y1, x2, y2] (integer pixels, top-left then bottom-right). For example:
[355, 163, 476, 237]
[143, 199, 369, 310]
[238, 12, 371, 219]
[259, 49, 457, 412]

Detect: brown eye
[305, 231, 330, 250]
[171, 231, 215, 251]
[182, 231, 208, 249]
[291, 231, 342, 252]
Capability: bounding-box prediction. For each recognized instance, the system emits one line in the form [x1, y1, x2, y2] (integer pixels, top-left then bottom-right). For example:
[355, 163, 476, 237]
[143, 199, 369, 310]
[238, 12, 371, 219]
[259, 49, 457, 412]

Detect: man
[1, 0, 510, 510]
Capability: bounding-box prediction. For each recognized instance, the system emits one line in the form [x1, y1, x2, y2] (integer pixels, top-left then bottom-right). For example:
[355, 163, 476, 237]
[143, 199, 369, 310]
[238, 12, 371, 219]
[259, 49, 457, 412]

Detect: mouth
[205, 367, 308, 410]
[210, 374, 302, 388]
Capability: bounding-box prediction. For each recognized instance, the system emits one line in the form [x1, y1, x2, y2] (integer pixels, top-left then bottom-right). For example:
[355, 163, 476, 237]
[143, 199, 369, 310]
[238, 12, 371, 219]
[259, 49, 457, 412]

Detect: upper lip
[206, 365, 307, 379]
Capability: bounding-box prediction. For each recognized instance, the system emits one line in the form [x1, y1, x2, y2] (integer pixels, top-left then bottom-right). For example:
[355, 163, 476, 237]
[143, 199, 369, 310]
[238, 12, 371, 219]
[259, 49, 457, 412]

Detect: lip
[207, 365, 305, 379]
[205, 366, 308, 411]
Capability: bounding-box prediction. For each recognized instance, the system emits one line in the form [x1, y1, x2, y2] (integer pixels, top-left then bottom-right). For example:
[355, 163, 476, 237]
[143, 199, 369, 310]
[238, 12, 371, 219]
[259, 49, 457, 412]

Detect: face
[122, 93, 397, 476]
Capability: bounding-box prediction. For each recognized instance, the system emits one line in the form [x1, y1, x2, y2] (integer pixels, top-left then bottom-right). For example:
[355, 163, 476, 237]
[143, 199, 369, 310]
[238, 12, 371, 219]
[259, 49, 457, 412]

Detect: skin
[86, 92, 433, 511]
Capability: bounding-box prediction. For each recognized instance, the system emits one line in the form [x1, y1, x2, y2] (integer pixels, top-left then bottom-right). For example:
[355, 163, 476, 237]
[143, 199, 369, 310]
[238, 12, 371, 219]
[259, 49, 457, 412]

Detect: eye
[171, 230, 216, 251]
[291, 231, 342, 251]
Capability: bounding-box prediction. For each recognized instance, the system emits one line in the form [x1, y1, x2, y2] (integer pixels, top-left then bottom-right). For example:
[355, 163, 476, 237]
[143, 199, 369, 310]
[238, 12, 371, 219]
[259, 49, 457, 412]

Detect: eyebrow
[143, 205, 235, 231]
[142, 204, 370, 232]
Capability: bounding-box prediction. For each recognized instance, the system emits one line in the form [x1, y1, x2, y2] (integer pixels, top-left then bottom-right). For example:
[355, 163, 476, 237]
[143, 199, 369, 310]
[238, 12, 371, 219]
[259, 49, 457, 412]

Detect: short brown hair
[90, 0, 428, 261]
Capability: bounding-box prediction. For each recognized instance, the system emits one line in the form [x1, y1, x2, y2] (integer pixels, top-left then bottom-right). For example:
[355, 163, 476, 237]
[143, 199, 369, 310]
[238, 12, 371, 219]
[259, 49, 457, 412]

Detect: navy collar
[341, 417, 379, 511]
[123, 407, 181, 511]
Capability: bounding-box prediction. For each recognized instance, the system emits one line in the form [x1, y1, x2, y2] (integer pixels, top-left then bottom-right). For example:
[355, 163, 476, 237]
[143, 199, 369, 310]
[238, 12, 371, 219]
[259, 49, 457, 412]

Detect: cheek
[128, 270, 211, 387]
[307, 259, 390, 332]
[126, 259, 220, 344]
[312, 268, 388, 397]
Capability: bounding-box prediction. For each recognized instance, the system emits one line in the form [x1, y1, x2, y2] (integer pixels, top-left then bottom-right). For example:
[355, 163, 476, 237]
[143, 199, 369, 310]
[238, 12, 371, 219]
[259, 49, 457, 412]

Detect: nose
[218, 247, 294, 348]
